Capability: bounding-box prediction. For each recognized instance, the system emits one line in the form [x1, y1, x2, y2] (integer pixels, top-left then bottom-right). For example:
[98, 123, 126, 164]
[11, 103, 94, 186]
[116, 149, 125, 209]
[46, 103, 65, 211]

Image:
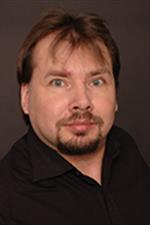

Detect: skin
[21, 34, 118, 184]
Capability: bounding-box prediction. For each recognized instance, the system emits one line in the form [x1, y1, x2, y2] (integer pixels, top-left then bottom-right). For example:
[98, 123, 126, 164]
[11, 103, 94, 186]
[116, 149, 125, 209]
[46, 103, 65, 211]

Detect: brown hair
[17, 9, 120, 124]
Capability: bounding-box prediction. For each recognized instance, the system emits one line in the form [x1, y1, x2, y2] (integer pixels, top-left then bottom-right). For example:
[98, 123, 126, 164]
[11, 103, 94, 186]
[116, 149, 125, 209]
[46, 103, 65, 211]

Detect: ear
[115, 102, 118, 112]
[20, 84, 30, 114]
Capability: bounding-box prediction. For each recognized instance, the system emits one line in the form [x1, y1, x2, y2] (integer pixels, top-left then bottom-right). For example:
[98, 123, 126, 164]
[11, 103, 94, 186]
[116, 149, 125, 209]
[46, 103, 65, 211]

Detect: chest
[11, 174, 150, 225]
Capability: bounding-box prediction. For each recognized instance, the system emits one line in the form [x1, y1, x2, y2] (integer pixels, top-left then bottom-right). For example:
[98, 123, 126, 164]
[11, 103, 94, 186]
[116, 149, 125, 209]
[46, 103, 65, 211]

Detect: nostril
[72, 105, 92, 112]
[86, 105, 91, 110]
[73, 106, 79, 110]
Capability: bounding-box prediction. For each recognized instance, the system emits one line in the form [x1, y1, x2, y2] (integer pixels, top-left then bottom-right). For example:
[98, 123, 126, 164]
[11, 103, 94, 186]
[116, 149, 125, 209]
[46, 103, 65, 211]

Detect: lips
[64, 120, 96, 132]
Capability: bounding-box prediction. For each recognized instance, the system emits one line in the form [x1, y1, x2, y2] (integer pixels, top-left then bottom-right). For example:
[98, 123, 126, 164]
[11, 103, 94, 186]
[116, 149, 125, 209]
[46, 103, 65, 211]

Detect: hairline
[30, 32, 113, 81]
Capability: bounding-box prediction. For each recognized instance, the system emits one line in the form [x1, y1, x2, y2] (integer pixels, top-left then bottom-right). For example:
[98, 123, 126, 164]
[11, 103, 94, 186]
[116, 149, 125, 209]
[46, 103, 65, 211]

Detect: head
[17, 10, 120, 155]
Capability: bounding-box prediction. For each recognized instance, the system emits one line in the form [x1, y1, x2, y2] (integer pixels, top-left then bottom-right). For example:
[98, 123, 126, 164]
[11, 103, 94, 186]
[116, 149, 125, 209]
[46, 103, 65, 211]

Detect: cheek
[29, 92, 69, 123]
[94, 96, 117, 133]
[94, 94, 117, 115]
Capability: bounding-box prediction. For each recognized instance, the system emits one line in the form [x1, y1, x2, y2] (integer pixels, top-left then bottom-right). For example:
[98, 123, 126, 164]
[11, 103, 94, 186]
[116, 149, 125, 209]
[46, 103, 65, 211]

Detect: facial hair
[56, 111, 104, 155]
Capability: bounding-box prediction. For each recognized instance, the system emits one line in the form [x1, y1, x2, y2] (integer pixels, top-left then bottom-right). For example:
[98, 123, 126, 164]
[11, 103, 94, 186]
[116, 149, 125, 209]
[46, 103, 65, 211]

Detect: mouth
[64, 120, 97, 133]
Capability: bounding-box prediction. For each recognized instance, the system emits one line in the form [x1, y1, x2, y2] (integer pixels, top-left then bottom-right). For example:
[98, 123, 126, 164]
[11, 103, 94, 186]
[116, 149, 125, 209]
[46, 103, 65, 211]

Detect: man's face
[21, 35, 118, 155]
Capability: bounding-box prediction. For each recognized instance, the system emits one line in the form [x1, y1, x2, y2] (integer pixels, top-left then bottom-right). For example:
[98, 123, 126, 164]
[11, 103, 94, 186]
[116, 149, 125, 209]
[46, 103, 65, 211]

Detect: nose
[68, 86, 93, 113]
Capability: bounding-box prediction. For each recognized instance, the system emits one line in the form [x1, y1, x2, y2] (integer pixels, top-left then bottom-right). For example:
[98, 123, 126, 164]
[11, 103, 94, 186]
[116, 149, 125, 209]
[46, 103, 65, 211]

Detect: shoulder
[0, 132, 32, 181]
[0, 149, 13, 219]
[0, 132, 32, 211]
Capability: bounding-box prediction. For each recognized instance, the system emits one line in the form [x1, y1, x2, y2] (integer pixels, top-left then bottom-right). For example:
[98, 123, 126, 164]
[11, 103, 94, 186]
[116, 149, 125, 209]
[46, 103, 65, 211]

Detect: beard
[56, 111, 104, 156]
[57, 136, 101, 155]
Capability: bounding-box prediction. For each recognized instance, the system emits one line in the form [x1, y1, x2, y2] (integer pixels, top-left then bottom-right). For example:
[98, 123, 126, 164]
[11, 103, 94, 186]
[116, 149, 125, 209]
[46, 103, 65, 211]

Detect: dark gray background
[0, 0, 150, 165]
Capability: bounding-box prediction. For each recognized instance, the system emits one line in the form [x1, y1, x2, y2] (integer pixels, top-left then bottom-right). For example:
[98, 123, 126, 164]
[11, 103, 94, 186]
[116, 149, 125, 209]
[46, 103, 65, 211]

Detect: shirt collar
[27, 126, 120, 183]
[105, 126, 121, 159]
[27, 128, 73, 183]
[101, 126, 121, 191]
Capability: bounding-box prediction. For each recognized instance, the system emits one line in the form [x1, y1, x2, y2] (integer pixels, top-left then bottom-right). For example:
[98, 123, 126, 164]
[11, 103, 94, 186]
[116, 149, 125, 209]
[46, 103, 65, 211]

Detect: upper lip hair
[64, 120, 96, 126]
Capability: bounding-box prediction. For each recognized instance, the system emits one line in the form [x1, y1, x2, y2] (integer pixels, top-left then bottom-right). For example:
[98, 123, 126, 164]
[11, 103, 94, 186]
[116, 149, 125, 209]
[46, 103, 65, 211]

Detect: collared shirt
[0, 126, 150, 225]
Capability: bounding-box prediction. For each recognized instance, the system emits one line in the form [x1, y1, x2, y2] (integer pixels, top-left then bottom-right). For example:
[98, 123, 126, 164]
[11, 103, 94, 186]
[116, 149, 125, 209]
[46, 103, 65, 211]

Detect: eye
[50, 79, 65, 87]
[91, 78, 104, 87]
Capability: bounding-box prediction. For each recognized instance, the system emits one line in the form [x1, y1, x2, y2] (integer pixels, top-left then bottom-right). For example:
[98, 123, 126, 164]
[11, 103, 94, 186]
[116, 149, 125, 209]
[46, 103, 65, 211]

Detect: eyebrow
[44, 70, 70, 79]
[44, 67, 112, 79]
[89, 68, 112, 76]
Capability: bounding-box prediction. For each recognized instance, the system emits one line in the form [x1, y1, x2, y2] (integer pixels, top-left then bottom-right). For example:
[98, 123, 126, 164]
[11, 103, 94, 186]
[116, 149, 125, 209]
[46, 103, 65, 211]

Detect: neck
[59, 144, 105, 185]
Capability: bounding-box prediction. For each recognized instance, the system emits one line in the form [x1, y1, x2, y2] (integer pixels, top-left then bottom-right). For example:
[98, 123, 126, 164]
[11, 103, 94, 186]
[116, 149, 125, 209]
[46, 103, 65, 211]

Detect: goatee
[56, 111, 104, 155]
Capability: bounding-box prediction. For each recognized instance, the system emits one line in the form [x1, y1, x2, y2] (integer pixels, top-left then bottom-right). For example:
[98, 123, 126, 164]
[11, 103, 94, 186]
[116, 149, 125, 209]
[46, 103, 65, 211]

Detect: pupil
[55, 80, 61, 86]
[94, 80, 100, 85]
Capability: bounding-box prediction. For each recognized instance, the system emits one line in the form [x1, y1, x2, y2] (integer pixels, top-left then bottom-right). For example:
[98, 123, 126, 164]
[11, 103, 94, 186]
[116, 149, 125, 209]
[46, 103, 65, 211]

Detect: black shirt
[0, 126, 150, 225]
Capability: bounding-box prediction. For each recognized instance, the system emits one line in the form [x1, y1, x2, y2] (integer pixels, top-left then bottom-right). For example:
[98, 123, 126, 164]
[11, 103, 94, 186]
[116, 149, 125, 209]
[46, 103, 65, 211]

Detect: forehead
[32, 33, 112, 70]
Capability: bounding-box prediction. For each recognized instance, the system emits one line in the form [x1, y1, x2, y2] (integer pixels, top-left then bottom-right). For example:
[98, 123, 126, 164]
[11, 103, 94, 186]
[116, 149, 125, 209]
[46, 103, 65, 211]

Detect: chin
[57, 132, 105, 155]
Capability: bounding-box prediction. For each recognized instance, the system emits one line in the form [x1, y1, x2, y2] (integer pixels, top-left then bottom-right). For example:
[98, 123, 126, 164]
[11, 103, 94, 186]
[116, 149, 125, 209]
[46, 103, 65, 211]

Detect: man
[0, 10, 150, 225]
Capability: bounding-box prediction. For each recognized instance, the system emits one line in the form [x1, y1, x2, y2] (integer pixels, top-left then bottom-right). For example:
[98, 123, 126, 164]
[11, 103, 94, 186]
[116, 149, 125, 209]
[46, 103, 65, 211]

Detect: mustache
[56, 111, 104, 127]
